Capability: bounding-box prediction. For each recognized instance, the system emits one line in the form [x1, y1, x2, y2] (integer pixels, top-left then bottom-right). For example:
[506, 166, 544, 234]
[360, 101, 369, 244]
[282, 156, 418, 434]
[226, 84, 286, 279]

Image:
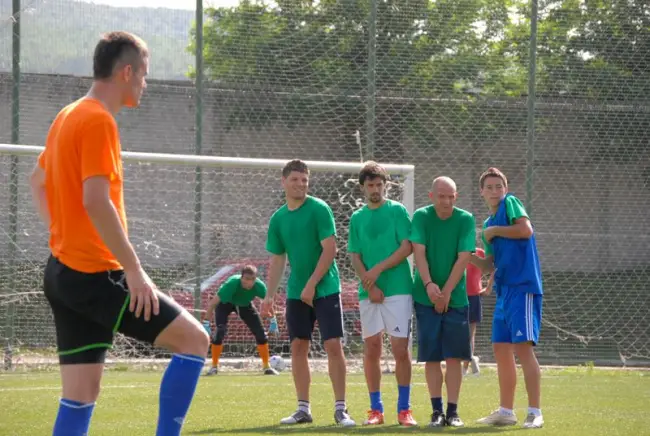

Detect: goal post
[0, 143, 415, 369]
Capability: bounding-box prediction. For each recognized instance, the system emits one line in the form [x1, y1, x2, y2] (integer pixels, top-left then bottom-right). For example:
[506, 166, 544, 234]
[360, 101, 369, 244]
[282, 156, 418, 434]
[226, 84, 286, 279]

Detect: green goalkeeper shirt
[218, 274, 267, 306]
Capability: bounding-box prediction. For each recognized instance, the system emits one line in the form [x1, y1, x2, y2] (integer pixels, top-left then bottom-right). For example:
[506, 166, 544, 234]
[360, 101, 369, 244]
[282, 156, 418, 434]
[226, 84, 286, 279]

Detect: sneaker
[446, 413, 464, 427]
[280, 409, 313, 425]
[363, 410, 384, 425]
[470, 355, 481, 375]
[397, 410, 417, 427]
[477, 409, 518, 426]
[263, 367, 279, 375]
[428, 410, 445, 427]
[523, 413, 544, 429]
[334, 409, 356, 427]
[205, 366, 218, 376]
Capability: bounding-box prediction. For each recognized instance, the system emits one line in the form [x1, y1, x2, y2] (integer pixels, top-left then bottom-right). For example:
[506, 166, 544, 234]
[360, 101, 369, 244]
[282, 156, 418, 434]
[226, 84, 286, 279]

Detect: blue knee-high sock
[397, 385, 411, 412]
[369, 391, 383, 413]
[156, 353, 205, 436]
[53, 398, 95, 436]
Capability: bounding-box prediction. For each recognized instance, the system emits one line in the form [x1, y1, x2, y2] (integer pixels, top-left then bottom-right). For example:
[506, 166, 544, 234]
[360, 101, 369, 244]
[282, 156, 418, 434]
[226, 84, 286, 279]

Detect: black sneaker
[446, 413, 464, 427]
[334, 409, 356, 427]
[263, 367, 279, 375]
[428, 410, 446, 427]
[280, 409, 313, 425]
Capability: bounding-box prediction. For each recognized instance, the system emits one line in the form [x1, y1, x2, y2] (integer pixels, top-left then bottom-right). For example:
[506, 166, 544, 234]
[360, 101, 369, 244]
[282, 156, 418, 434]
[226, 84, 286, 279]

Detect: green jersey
[347, 199, 413, 300]
[482, 195, 529, 256]
[218, 274, 267, 306]
[409, 205, 476, 308]
[266, 195, 341, 300]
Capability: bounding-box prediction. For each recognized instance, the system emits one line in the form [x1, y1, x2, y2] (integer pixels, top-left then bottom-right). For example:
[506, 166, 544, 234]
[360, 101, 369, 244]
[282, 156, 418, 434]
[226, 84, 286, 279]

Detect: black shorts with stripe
[43, 255, 182, 364]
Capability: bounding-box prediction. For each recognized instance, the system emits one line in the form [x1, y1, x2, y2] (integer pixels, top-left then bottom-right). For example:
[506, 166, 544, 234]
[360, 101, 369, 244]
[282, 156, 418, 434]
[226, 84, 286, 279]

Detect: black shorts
[285, 293, 344, 342]
[43, 255, 182, 364]
[212, 302, 267, 345]
[468, 295, 483, 324]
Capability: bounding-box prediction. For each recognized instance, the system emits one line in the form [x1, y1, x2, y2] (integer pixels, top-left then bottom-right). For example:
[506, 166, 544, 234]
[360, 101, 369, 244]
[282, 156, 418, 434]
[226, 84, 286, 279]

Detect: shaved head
[429, 176, 458, 218]
[432, 176, 457, 193]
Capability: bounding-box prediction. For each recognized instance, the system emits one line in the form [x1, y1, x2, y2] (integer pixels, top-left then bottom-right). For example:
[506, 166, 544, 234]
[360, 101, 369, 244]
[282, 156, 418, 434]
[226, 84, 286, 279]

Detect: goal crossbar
[0, 143, 416, 216]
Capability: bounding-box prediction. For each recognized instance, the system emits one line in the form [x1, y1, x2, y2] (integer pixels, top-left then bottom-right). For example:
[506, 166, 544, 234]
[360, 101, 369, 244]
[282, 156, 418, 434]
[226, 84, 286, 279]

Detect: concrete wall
[1, 72, 649, 276]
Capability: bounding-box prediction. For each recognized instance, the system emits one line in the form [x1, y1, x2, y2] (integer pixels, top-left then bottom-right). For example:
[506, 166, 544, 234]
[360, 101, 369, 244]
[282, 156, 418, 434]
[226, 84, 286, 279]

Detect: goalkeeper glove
[268, 316, 279, 336]
[202, 320, 211, 335]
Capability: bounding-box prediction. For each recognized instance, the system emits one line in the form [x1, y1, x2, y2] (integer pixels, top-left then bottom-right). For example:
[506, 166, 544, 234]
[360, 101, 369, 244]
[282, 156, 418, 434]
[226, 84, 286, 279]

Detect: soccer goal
[0, 143, 415, 371]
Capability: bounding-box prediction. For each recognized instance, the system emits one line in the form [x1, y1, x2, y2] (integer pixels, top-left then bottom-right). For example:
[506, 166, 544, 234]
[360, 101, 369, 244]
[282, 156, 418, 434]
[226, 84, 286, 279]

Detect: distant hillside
[0, 0, 194, 79]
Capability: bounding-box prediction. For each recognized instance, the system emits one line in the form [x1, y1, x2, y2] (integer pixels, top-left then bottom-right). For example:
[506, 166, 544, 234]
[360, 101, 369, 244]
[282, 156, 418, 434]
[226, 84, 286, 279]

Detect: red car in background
[167, 258, 362, 352]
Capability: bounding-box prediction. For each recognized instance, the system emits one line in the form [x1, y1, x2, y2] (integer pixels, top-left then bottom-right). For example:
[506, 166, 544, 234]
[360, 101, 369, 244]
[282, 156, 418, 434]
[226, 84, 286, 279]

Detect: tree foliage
[197, 0, 650, 101]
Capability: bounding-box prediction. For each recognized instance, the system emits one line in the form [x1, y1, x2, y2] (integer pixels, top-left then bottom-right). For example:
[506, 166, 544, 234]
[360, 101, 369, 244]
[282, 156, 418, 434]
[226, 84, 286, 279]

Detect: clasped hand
[426, 282, 449, 313]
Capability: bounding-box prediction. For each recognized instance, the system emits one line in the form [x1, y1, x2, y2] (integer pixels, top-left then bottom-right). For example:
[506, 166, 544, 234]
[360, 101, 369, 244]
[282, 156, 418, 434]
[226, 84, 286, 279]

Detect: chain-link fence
[1, 0, 649, 368]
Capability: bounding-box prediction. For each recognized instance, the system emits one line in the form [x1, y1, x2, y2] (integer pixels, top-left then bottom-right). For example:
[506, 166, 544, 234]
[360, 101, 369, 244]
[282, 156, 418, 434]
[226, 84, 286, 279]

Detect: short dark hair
[282, 159, 309, 178]
[241, 265, 257, 277]
[359, 160, 388, 185]
[93, 31, 148, 80]
[479, 167, 508, 189]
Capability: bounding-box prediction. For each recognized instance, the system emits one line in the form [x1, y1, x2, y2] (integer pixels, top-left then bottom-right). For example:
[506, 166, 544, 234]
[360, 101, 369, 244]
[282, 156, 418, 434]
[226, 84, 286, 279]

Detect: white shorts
[359, 294, 413, 339]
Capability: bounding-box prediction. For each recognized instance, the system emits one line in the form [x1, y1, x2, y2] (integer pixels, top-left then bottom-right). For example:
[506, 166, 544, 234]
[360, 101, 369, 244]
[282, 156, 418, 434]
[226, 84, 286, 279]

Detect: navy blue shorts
[468, 295, 483, 324]
[285, 293, 344, 342]
[414, 302, 472, 363]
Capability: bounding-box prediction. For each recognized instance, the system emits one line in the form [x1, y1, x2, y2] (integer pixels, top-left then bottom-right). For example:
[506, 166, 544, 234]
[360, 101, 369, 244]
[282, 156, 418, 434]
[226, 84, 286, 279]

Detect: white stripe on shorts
[526, 293, 533, 341]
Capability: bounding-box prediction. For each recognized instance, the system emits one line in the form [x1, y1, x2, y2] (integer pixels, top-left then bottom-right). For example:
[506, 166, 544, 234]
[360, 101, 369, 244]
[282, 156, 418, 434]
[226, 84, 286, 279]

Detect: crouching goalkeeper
[201, 265, 279, 375]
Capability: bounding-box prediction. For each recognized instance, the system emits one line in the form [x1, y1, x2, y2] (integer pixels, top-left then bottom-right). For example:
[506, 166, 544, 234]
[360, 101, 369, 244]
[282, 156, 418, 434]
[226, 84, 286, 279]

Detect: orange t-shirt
[38, 97, 127, 273]
[466, 247, 485, 296]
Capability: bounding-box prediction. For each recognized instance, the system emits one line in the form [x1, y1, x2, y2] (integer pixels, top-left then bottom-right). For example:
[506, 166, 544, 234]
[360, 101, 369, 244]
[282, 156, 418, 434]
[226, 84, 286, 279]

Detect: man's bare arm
[413, 243, 433, 285]
[204, 294, 221, 318]
[441, 252, 472, 297]
[83, 176, 141, 272]
[29, 164, 50, 228]
[490, 218, 534, 240]
[307, 236, 337, 287]
[350, 253, 367, 280]
[372, 240, 412, 274]
[469, 253, 495, 274]
[265, 254, 286, 300]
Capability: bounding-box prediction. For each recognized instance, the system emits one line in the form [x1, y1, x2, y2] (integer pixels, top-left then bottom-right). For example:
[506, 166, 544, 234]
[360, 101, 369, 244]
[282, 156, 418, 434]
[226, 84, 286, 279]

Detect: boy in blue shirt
[469, 167, 544, 429]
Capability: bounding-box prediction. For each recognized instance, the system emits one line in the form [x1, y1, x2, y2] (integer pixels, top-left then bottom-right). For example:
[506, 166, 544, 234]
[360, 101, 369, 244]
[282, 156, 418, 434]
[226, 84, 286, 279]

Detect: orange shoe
[363, 409, 384, 425]
[398, 409, 417, 426]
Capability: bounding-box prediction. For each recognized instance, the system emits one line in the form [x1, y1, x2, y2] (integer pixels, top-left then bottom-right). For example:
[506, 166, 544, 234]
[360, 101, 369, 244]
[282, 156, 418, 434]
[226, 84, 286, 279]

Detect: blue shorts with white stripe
[492, 285, 543, 346]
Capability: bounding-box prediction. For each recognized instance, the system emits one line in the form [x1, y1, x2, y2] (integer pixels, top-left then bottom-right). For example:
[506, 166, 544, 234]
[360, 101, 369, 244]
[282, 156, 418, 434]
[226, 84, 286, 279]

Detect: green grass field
[1, 364, 649, 435]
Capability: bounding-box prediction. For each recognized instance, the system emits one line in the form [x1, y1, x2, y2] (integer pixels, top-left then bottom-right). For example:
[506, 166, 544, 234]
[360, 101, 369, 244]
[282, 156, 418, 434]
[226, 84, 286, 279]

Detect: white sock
[298, 400, 311, 414]
[499, 407, 514, 416]
[528, 407, 542, 417]
[335, 400, 346, 411]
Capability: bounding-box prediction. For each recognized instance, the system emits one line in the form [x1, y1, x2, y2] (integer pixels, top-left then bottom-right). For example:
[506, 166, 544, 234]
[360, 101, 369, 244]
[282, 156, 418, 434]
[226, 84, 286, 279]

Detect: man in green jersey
[200, 265, 278, 376]
[347, 161, 416, 427]
[262, 159, 356, 427]
[410, 176, 476, 428]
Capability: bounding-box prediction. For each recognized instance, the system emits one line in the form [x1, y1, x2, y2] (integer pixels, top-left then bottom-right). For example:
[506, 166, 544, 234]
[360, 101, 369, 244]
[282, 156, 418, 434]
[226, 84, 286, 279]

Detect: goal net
[0, 144, 414, 370]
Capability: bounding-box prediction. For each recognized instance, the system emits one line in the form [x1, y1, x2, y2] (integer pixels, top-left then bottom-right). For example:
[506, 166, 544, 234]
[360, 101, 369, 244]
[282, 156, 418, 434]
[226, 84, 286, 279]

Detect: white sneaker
[476, 409, 518, 426]
[334, 409, 356, 427]
[523, 413, 544, 429]
[280, 409, 313, 425]
[470, 355, 481, 375]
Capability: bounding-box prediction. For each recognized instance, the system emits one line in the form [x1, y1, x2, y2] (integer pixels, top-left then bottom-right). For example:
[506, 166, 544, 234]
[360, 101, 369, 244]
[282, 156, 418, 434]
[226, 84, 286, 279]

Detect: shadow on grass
[189, 424, 520, 435]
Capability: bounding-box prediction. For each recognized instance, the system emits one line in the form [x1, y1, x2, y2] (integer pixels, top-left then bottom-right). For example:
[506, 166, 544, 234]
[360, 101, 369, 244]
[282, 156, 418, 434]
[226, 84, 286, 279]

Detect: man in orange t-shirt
[29, 31, 208, 436]
[463, 247, 493, 376]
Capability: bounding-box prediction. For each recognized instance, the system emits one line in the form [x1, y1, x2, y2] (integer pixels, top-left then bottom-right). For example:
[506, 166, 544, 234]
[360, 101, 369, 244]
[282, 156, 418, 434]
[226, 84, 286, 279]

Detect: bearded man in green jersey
[261, 159, 356, 428]
[348, 161, 417, 427]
